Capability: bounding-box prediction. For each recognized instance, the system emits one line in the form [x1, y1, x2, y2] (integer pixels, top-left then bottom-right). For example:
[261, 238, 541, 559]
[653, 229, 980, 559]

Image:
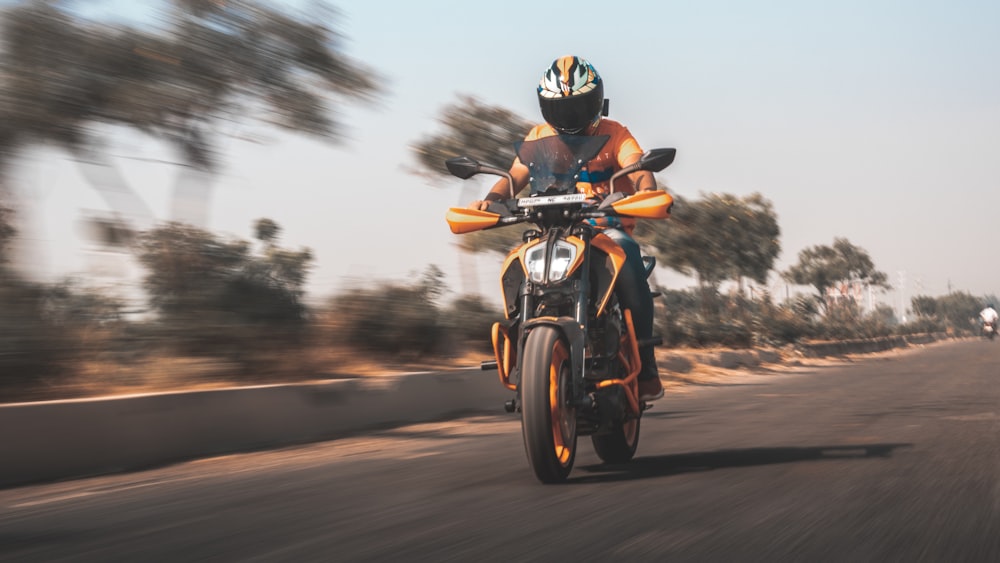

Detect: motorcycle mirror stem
[597, 192, 627, 209]
[607, 148, 677, 194]
[445, 156, 517, 199]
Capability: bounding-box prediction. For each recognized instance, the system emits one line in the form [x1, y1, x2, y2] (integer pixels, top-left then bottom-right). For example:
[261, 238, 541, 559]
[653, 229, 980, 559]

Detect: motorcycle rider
[980, 303, 998, 332]
[468, 55, 665, 401]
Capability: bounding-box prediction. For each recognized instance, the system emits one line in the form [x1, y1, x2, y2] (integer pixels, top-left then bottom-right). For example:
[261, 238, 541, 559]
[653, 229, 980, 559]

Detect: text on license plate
[517, 193, 587, 207]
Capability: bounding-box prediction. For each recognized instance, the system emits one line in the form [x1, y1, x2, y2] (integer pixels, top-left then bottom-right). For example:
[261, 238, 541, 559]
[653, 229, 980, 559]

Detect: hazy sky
[11, 0, 1000, 311]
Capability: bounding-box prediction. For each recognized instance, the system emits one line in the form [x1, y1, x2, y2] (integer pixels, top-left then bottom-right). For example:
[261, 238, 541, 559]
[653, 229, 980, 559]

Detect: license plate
[517, 193, 586, 207]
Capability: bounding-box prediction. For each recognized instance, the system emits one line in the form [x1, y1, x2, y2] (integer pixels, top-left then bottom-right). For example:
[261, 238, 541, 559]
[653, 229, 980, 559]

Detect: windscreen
[514, 134, 609, 196]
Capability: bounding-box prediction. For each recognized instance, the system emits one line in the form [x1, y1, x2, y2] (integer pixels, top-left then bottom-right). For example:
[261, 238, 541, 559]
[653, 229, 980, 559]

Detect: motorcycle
[444, 134, 675, 483]
[983, 321, 996, 340]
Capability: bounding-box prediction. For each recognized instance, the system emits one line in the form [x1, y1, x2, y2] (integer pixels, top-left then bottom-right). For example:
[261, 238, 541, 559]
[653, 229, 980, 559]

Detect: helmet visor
[539, 84, 604, 134]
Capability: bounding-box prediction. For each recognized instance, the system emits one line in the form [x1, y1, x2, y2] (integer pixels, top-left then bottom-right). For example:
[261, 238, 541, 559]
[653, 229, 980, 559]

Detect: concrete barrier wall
[0, 368, 510, 489]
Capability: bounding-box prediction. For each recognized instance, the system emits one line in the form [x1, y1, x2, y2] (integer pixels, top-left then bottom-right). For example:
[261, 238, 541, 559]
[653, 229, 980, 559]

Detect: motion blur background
[2, 0, 998, 400]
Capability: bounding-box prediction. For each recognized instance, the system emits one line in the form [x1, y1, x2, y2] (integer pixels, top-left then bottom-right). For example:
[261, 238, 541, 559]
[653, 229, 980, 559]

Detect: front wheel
[521, 326, 577, 483]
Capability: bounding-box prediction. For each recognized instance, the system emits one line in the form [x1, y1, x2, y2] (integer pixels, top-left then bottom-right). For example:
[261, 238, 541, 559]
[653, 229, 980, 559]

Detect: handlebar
[483, 203, 615, 229]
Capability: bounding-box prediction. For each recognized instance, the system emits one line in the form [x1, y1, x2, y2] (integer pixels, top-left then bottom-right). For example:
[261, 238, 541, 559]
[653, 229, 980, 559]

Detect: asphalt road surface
[2, 339, 999, 562]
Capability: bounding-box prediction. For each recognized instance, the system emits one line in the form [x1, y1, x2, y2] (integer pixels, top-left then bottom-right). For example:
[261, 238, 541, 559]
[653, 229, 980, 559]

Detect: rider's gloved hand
[469, 193, 504, 211]
[586, 216, 622, 229]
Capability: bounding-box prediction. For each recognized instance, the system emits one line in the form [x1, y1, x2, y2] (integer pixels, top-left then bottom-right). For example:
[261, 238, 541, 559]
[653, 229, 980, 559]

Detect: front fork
[489, 227, 597, 412]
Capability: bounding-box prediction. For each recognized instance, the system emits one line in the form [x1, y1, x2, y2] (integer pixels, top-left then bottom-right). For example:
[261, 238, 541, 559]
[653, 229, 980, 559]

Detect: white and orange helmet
[537, 55, 605, 134]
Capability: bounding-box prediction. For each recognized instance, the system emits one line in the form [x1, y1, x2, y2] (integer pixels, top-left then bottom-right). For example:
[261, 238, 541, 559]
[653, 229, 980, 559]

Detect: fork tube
[573, 232, 592, 396]
[574, 232, 592, 329]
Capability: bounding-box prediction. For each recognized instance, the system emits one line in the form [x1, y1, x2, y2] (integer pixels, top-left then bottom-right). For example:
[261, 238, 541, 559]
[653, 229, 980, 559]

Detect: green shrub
[0, 282, 74, 396]
[442, 295, 504, 352]
[326, 266, 448, 357]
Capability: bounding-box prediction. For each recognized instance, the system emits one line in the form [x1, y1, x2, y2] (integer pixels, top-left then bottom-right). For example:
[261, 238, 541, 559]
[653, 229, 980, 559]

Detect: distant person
[980, 304, 998, 326]
[467, 55, 664, 400]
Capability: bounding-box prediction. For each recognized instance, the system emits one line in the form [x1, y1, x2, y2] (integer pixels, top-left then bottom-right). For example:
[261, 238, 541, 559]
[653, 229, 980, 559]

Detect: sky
[8, 0, 1000, 315]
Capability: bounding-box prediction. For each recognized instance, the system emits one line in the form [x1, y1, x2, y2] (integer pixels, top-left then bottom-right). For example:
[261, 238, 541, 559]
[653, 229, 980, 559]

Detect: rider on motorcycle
[468, 55, 664, 401]
[980, 303, 998, 328]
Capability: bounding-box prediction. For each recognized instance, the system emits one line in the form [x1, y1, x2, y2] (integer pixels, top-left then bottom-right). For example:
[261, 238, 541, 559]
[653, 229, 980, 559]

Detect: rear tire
[591, 415, 640, 464]
[521, 326, 577, 483]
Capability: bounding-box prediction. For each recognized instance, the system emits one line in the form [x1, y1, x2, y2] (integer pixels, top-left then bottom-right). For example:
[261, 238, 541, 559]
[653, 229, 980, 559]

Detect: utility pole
[897, 270, 907, 323]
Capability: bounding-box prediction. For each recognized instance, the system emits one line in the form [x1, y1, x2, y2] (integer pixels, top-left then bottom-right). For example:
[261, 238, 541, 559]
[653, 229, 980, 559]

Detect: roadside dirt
[3, 340, 952, 404]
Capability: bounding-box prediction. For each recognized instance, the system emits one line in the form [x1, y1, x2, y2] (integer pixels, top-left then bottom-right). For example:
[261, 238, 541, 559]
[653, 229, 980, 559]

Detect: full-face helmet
[537, 56, 605, 135]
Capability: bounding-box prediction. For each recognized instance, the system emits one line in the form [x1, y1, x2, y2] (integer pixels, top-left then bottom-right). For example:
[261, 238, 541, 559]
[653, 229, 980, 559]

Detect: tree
[410, 96, 535, 257]
[0, 206, 15, 272]
[641, 192, 782, 290]
[136, 220, 312, 330]
[783, 238, 890, 310]
[411, 95, 534, 177]
[0, 1, 380, 190]
[911, 291, 983, 333]
[254, 218, 281, 245]
[443, 294, 503, 350]
[911, 295, 938, 318]
[326, 265, 449, 355]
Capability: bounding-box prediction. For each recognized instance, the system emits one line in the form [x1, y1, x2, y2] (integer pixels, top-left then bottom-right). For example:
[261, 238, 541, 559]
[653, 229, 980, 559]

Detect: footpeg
[504, 398, 518, 413]
[481, 360, 498, 371]
[637, 336, 663, 348]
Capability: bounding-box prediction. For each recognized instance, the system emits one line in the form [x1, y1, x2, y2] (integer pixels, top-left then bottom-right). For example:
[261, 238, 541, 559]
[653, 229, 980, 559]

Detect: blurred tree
[418, 264, 447, 303]
[43, 280, 126, 326]
[443, 294, 503, 350]
[911, 295, 938, 318]
[254, 217, 281, 245]
[641, 192, 781, 291]
[783, 237, 890, 310]
[0, 0, 380, 190]
[411, 96, 534, 259]
[327, 265, 449, 355]
[910, 291, 982, 333]
[136, 220, 312, 331]
[0, 206, 15, 272]
[411, 95, 533, 177]
[0, 281, 78, 395]
[870, 303, 899, 326]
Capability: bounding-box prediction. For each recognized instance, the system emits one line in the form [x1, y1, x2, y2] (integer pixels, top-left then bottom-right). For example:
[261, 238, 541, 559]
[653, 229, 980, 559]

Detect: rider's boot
[637, 347, 663, 401]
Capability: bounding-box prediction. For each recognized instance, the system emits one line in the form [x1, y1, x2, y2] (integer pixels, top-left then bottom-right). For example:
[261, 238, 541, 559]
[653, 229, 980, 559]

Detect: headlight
[525, 240, 578, 283]
[525, 245, 547, 283]
[548, 240, 577, 282]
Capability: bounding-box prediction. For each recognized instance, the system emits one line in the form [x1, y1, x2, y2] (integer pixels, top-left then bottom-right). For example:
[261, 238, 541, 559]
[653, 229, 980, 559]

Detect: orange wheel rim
[548, 339, 575, 466]
[623, 417, 638, 445]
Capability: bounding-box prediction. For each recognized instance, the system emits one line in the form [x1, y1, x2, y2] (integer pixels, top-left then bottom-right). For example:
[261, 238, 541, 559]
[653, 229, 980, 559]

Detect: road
[2, 339, 999, 562]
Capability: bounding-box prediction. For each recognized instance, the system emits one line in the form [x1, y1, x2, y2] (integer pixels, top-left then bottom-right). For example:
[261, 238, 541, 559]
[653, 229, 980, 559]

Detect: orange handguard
[446, 207, 501, 234]
[610, 190, 673, 219]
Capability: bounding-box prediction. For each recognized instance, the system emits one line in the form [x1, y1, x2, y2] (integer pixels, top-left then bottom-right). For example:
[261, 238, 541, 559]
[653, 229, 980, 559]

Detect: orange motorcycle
[445, 134, 675, 483]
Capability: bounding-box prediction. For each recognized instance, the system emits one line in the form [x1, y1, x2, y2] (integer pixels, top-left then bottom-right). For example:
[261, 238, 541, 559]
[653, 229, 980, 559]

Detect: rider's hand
[469, 193, 505, 211]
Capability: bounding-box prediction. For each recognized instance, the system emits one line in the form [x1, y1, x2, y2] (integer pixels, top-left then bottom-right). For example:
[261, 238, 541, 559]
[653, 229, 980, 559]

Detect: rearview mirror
[639, 148, 676, 173]
[607, 147, 677, 194]
[445, 156, 482, 180]
[445, 156, 517, 199]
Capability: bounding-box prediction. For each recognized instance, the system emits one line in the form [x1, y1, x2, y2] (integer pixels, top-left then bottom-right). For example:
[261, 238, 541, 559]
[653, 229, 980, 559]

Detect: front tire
[521, 326, 577, 483]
